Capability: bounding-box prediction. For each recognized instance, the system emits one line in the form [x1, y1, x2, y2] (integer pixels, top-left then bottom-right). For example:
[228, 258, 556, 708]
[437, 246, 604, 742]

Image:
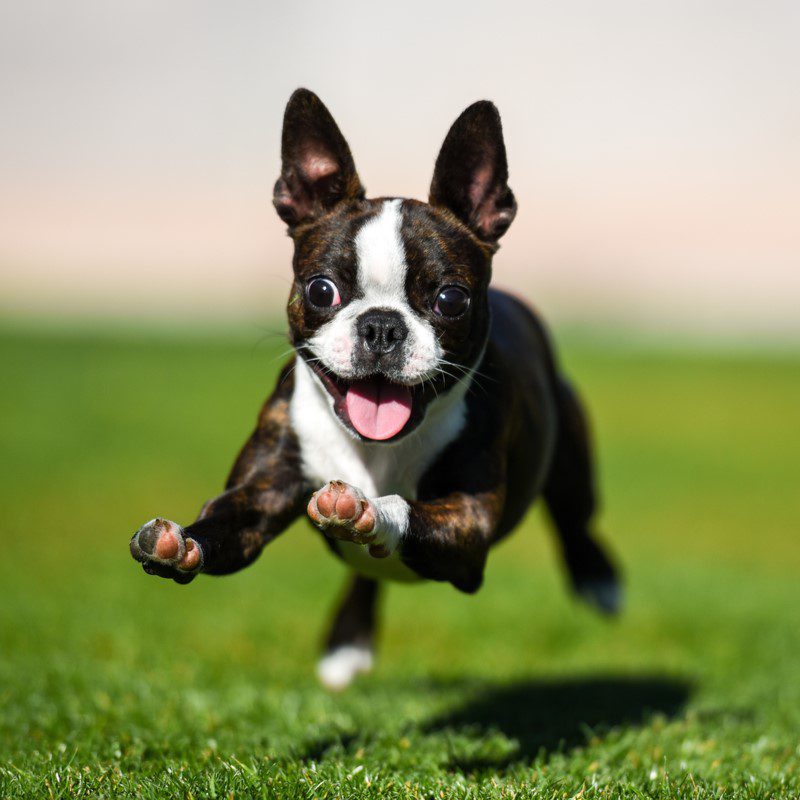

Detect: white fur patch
[306, 199, 441, 383]
[316, 644, 373, 691]
[372, 494, 410, 553]
[290, 357, 472, 582]
[355, 198, 407, 296]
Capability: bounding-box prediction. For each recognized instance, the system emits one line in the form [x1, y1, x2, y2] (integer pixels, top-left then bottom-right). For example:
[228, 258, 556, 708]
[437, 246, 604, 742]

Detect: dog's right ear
[273, 89, 365, 228]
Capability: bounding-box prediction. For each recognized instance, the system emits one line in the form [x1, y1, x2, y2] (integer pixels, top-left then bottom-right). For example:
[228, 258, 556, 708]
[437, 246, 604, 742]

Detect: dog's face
[274, 90, 516, 442]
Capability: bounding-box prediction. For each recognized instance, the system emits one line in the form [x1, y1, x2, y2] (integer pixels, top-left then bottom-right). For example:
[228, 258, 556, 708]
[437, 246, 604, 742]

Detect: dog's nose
[357, 309, 408, 355]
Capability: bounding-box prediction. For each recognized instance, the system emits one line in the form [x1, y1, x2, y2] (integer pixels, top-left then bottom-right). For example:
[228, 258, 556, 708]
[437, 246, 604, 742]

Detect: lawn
[0, 322, 798, 799]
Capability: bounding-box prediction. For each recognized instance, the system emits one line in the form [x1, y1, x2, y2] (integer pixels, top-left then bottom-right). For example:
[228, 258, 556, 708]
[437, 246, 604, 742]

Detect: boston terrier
[129, 89, 620, 690]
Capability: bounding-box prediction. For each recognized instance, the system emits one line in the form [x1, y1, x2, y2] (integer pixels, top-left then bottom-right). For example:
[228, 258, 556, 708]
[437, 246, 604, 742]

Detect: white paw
[316, 644, 374, 691]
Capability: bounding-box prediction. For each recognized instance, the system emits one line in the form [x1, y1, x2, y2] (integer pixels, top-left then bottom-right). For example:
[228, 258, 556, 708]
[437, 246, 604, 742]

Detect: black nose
[357, 309, 408, 355]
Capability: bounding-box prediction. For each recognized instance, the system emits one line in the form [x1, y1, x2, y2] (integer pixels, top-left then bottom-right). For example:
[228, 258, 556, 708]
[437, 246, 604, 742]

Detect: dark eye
[433, 285, 470, 318]
[306, 277, 341, 308]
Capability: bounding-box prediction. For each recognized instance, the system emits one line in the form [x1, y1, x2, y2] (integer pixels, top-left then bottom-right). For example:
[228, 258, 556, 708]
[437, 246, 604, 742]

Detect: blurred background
[2, 3, 800, 796]
[1, 0, 798, 338]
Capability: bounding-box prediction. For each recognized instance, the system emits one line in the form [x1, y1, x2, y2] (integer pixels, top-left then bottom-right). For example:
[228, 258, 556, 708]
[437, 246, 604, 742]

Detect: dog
[129, 89, 620, 690]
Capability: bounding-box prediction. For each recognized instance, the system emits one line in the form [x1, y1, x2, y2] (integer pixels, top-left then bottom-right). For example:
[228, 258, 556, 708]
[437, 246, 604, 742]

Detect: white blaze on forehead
[355, 199, 407, 299]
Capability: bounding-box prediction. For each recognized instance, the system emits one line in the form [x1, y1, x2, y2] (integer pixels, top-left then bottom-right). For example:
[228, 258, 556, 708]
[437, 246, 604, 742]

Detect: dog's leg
[129, 364, 308, 583]
[543, 379, 621, 614]
[130, 475, 306, 582]
[317, 575, 380, 691]
[308, 480, 501, 594]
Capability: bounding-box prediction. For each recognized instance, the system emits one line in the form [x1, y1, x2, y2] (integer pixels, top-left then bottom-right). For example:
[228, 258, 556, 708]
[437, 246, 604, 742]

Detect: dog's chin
[302, 356, 440, 443]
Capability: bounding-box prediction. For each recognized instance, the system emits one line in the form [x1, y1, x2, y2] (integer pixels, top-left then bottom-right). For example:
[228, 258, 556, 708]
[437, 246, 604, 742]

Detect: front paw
[308, 481, 388, 557]
[129, 518, 203, 583]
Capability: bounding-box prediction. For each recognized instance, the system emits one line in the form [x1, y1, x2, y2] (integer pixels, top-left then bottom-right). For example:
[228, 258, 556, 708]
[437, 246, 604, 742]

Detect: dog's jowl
[129, 89, 620, 690]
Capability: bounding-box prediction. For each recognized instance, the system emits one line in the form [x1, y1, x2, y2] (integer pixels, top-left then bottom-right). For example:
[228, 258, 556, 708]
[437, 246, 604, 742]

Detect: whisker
[279, 364, 296, 386]
[438, 357, 497, 384]
[268, 347, 298, 365]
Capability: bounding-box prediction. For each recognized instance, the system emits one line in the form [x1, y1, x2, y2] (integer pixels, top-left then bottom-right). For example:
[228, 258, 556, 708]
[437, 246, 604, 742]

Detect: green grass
[1, 323, 799, 799]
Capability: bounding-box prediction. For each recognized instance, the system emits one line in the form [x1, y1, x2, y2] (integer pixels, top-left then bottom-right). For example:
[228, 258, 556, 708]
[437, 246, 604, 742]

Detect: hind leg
[544, 379, 621, 614]
[317, 575, 380, 690]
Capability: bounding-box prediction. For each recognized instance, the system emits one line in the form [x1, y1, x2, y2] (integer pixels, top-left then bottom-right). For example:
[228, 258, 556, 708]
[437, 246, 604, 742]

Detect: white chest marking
[290, 358, 470, 581]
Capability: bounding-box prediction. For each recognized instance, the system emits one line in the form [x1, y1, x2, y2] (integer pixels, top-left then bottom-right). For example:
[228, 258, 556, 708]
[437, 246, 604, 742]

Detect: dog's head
[274, 89, 516, 442]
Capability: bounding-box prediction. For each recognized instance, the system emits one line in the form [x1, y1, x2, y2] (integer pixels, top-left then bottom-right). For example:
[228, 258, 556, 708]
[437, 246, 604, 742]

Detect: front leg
[130, 463, 308, 583]
[307, 481, 502, 593]
[129, 362, 308, 583]
[402, 491, 503, 593]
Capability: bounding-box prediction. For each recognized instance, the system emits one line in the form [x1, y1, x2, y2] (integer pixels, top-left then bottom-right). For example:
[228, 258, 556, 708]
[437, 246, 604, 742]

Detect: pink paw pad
[154, 527, 181, 559]
[179, 538, 201, 571]
[308, 481, 376, 543]
[130, 517, 203, 577]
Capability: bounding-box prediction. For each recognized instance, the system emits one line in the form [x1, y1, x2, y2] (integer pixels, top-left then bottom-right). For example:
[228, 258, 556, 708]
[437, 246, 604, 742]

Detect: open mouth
[344, 378, 412, 440]
[302, 354, 426, 442]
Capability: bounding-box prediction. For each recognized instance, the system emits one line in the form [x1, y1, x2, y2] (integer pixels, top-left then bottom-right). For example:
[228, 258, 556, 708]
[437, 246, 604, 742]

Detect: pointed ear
[429, 101, 517, 244]
[273, 89, 365, 227]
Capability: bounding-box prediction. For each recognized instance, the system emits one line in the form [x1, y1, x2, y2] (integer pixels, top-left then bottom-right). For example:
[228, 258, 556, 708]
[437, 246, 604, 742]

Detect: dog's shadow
[298, 674, 690, 774]
[424, 675, 691, 772]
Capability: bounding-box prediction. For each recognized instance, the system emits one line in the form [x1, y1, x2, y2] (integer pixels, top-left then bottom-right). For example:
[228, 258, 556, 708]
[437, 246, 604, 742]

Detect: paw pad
[308, 481, 376, 543]
[130, 518, 202, 580]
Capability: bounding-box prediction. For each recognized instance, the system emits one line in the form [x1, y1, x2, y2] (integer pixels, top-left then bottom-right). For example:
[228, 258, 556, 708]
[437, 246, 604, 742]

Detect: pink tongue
[345, 379, 413, 440]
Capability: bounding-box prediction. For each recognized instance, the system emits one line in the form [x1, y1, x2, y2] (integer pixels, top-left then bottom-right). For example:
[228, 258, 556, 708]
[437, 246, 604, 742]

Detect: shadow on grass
[293, 675, 691, 774]
[424, 675, 691, 773]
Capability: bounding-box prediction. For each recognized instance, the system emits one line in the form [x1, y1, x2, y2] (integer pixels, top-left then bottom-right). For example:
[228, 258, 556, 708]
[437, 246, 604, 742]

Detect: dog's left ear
[273, 88, 365, 228]
[429, 101, 517, 244]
